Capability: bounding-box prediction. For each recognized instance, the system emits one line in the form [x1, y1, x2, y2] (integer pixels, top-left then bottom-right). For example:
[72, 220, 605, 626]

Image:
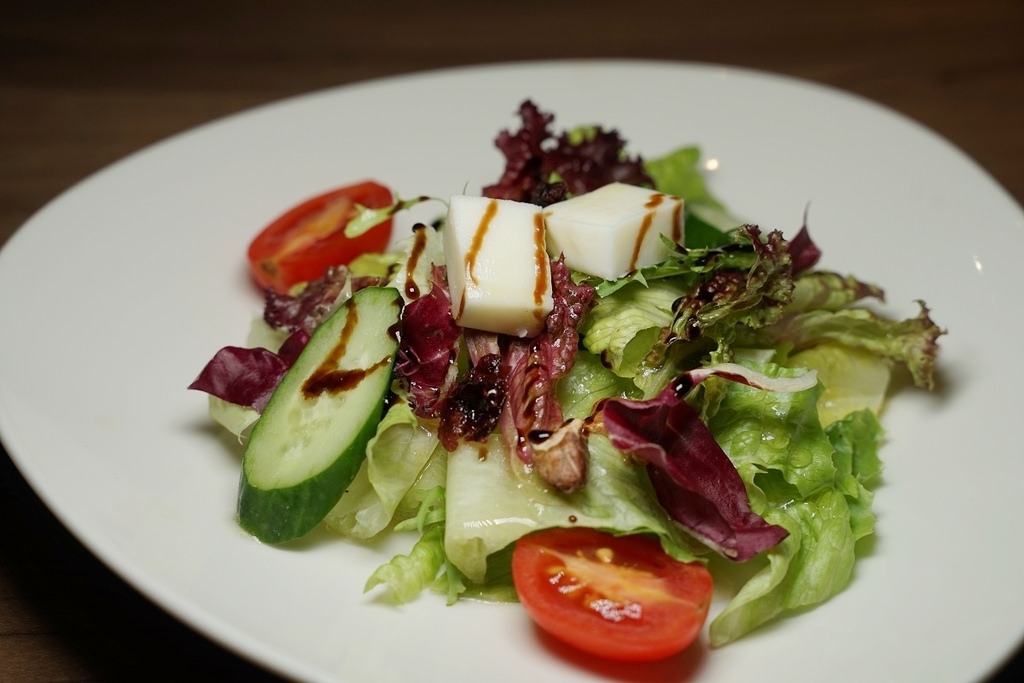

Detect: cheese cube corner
[443, 195, 553, 337]
[543, 182, 684, 280]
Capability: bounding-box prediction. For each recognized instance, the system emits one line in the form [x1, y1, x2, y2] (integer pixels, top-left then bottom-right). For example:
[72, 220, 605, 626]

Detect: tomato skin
[512, 527, 712, 662]
[247, 180, 394, 293]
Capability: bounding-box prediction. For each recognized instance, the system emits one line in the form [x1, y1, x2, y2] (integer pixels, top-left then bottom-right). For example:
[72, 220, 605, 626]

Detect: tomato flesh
[512, 527, 712, 662]
[247, 180, 394, 293]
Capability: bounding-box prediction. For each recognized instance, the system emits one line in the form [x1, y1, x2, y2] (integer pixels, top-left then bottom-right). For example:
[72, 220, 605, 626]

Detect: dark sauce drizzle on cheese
[531, 211, 550, 326]
[628, 192, 684, 272]
[456, 199, 499, 319]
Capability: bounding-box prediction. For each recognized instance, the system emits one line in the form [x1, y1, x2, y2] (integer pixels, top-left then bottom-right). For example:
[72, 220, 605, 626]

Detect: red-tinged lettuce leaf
[482, 100, 652, 206]
[603, 376, 791, 561]
[395, 266, 462, 418]
[188, 329, 309, 412]
[263, 266, 349, 334]
[482, 100, 553, 203]
[263, 266, 386, 334]
[767, 301, 945, 390]
[541, 126, 652, 197]
[670, 225, 796, 344]
[433, 258, 596, 484]
[500, 257, 596, 464]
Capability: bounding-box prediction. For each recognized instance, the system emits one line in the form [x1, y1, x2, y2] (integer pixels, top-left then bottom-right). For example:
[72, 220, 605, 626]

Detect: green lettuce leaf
[704, 362, 884, 645]
[364, 524, 449, 604]
[709, 478, 859, 646]
[787, 342, 891, 426]
[577, 279, 681, 376]
[555, 348, 641, 418]
[826, 409, 883, 539]
[785, 271, 884, 313]
[206, 395, 259, 440]
[644, 146, 720, 206]
[443, 432, 701, 585]
[707, 363, 836, 498]
[324, 400, 442, 539]
[766, 302, 944, 389]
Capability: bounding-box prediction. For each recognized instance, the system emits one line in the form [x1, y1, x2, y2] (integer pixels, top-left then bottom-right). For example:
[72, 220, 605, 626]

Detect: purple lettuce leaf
[188, 329, 309, 412]
[788, 223, 822, 276]
[395, 266, 462, 418]
[602, 373, 792, 561]
[482, 100, 652, 206]
[541, 126, 652, 197]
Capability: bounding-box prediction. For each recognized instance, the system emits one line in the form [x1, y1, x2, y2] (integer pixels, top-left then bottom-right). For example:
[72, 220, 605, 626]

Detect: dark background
[2, 1, 1022, 681]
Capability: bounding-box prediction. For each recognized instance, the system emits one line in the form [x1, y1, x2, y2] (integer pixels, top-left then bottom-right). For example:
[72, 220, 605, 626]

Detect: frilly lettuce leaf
[826, 410, 883, 539]
[785, 271, 885, 313]
[709, 480, 860, 646]
[363, 486, 473, 605]
[766, 302, 944, 390]
[582, 226, 801, 396]
[707, 363, 836, 499]
[577, 279, 680, 376]
[364, 524, 449, 604]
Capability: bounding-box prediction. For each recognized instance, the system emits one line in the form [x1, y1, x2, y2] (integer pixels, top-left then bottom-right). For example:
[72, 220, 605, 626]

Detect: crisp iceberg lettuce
[324, 400, 442, 539]
[444, 431, 702, 584]
[788, 342, 891, 426]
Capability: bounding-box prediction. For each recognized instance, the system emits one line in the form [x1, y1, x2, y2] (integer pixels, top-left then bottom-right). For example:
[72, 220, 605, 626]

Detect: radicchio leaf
[188, 329, 309, 412]
[434, 258, 596, 492]
[395, 266, 462, 418]
[788, 223, 822, 276]
[602, 366, 807, 561]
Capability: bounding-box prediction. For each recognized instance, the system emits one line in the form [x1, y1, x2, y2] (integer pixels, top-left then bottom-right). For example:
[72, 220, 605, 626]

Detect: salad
[189, 100, 943, 663]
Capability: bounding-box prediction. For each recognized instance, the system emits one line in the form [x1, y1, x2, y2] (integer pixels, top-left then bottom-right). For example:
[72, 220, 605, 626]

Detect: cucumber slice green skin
[237, 286, 402, 544]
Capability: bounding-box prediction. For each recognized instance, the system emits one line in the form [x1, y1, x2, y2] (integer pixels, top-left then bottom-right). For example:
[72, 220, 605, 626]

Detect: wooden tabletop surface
[2, 1, 1022, 681]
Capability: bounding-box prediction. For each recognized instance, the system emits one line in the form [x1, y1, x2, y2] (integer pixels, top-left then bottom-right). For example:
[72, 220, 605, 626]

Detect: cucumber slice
[237, 285, 403, 543]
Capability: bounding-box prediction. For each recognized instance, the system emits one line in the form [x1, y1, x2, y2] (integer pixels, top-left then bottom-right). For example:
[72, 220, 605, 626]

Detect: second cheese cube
[543, 182, 685, 280]
[443, 195, 553, 338]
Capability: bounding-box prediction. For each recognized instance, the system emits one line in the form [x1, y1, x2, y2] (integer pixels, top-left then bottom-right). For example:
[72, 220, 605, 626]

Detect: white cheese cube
[443, 195, 553, 337]
[542, 182, 684, 280]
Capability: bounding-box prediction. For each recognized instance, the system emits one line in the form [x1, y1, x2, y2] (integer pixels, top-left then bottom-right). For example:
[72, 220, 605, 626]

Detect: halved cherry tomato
[246, 180, 394, 293]
[511, 527, 712, 662]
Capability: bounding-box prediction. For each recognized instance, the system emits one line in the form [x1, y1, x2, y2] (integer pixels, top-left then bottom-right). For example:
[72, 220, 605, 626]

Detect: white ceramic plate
[1, 60, 1022, 683]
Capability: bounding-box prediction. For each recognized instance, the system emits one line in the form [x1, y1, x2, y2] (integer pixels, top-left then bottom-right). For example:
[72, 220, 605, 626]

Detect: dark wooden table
[2, 2, 1022, 681]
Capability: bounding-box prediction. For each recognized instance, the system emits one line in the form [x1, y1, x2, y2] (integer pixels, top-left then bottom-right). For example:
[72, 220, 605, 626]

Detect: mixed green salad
[190, 101, 943, 661]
